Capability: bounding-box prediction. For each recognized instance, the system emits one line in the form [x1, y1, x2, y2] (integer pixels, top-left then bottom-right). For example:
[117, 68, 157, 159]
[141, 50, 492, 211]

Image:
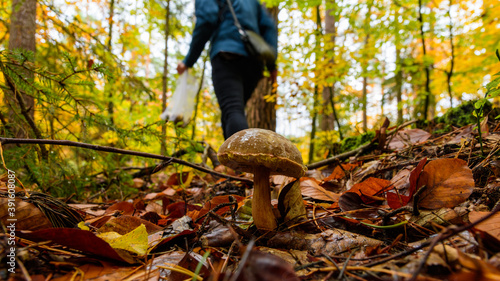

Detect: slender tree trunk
[418, 0, 432, 119]
[361, 1, 373, 132]
[395, 47, 404, 124]
[446, 0, 455, 108]
[246, 5, 278, 131]
[161, 0, 171, 155]
[319, 1, 337, 132]
[380, 60, 386, 116]
[362, 72, 368, 132]
[107, 0, 115, 125]
[309, 85, 319, 164]
[309, 5, 322, 164]
[7, 0, 37, 131]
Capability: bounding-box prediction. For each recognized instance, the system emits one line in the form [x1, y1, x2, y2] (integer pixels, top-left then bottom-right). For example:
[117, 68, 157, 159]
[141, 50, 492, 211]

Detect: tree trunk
[246, 5, 278, 131]
[7, 0, 37, 133]
[309, 5, 322, 164]
[319, 1, 337, 132]
[361, 1, 373, 132]
[418, 0, 432, 119]
[446, 0, 455, 108]
[106, 0, 115, 125]
[395, 47, 404, 124]
[161, 0, 170, 155]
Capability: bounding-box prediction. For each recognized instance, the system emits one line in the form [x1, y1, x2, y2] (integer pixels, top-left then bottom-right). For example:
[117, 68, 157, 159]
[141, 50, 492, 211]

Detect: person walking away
[177, 0, 278, 139]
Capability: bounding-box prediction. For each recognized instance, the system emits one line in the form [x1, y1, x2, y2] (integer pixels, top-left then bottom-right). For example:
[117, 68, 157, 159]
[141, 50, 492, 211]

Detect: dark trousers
[211, 53, 263, 139]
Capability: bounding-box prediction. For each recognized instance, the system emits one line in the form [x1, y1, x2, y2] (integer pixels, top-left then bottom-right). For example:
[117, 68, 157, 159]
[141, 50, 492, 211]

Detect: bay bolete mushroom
[217, 128, 306, 230]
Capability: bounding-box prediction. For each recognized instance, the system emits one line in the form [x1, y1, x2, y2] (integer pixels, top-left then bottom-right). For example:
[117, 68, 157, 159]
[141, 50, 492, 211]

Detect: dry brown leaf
[300, 178, 340, 202]
[323, 163, 361, 182]
[348, 177, 391, 197]
[104, 201, 136, 216]
[278, 180, 306, 224]
[98, 215, 162, 235]
[417, 158, 474, 209]
[469, 211, 500, 240]
[0, 197, 52, 231]
[448, 249, 500, 281]
[387, 128, 432, 150]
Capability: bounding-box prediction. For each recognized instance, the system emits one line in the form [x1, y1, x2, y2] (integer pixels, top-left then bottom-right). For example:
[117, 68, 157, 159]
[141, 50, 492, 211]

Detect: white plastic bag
[160, 72, 197, 127]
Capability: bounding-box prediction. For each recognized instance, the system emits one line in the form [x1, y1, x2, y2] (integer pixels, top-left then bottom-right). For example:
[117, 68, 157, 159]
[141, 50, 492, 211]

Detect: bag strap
[224, 0, 249, 40]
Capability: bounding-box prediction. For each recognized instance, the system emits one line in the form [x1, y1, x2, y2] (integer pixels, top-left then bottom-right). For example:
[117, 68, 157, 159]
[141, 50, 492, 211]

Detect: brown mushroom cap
[217, 128, 306, 178]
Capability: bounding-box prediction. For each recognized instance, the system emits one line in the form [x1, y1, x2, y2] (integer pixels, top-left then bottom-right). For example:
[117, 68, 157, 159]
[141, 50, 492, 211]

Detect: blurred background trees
[1, 0, 499, 197]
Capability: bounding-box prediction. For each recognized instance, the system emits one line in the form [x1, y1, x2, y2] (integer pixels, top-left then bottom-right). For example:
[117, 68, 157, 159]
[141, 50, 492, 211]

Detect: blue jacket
[183, 0, 278, 70]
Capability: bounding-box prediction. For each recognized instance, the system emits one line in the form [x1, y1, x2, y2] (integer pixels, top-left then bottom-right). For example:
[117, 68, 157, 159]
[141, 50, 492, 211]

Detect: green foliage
[473, 49, 500, 155]
[339, 131, 375, 154]
[436, 100, 492, 129]
[0, 49, 203, 199]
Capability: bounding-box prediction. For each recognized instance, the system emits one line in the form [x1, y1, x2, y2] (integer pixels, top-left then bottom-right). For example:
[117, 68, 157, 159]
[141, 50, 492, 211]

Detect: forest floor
[2, 107, 500, 281]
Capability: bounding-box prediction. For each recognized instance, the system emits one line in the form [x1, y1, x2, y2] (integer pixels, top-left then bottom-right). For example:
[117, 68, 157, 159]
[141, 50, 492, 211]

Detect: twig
[365, 202, 500, 268]
[306, 142, 373, 170]
[0, 137, 252, 184]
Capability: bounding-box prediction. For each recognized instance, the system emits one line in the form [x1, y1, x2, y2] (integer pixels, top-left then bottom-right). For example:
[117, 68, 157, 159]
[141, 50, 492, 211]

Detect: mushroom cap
[217, 128, 306, 178]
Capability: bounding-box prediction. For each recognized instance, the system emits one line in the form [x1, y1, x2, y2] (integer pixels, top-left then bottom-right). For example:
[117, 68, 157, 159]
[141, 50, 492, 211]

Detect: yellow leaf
[97, 224, 148, 256]
[77, 221, 90, 231]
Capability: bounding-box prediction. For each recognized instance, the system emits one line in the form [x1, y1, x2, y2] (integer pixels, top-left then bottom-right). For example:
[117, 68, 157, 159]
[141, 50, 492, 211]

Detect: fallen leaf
[18, 228, 138, 263]
[98, 215, 162, 235]
[104, 201, 136, 216]
[469, 211, 500, 240]
[387, 158, 427, 209]
[300, 178, 340, 202]
[186, 195, 244, 221]
[323, 163, 361, 181]
[349, 177, 391, 196]
[417, 158, 474, 209]
[339, 192, 365, 212]
[166, 170, 195, 187]
[97, 224, 148, 256]
[227, 249, 300, 281]
[278, 180, 306, 224]
[168, 251, 211, 281]
[387, 129, 432, 150]
[167, 201, 202, 219]
[448, 249, 500, 281]
[0, 197, 52, 231]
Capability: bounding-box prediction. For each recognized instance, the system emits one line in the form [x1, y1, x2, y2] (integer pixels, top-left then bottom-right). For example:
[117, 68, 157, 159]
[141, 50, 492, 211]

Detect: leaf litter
[2, 117, 500, 280]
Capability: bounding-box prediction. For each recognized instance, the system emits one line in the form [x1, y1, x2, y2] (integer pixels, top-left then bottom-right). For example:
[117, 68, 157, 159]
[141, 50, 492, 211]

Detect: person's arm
[182, 0, 219, 68]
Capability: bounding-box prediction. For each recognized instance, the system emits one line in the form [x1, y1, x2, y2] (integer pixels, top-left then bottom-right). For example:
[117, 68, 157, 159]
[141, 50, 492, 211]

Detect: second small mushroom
[217, 128, 306, 231]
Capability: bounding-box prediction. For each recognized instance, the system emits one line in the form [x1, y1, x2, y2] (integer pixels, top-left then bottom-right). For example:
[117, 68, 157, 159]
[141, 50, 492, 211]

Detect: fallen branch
[306, 120, 418, 170]
[0, 137, 252, 184]
[306, 142, 373, 170]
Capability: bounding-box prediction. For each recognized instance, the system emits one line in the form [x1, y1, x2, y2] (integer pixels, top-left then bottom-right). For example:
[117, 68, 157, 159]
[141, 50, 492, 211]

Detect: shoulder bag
[224, 0, 276, 64]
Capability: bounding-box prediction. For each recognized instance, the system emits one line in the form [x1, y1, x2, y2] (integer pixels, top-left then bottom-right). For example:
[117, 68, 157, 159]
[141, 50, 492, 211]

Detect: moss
[339, 131, 375, 153]
[437, 100, 492, 128]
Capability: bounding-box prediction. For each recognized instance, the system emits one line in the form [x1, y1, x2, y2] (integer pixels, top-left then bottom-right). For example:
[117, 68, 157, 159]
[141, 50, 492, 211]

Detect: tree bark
[319, 1, 337, 132]
[446, 0, 455, 108]
[395, 47, 404, 124]
[246, 5, 278, 131]
[161, 0, 170, 155]
[7, 0, 37, 134]
[418, 0, 432, 119]
[106, 0, 115, 125]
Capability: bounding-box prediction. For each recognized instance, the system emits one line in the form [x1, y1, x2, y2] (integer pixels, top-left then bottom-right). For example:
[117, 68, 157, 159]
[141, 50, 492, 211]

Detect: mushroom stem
[252, 166, 277, 230]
